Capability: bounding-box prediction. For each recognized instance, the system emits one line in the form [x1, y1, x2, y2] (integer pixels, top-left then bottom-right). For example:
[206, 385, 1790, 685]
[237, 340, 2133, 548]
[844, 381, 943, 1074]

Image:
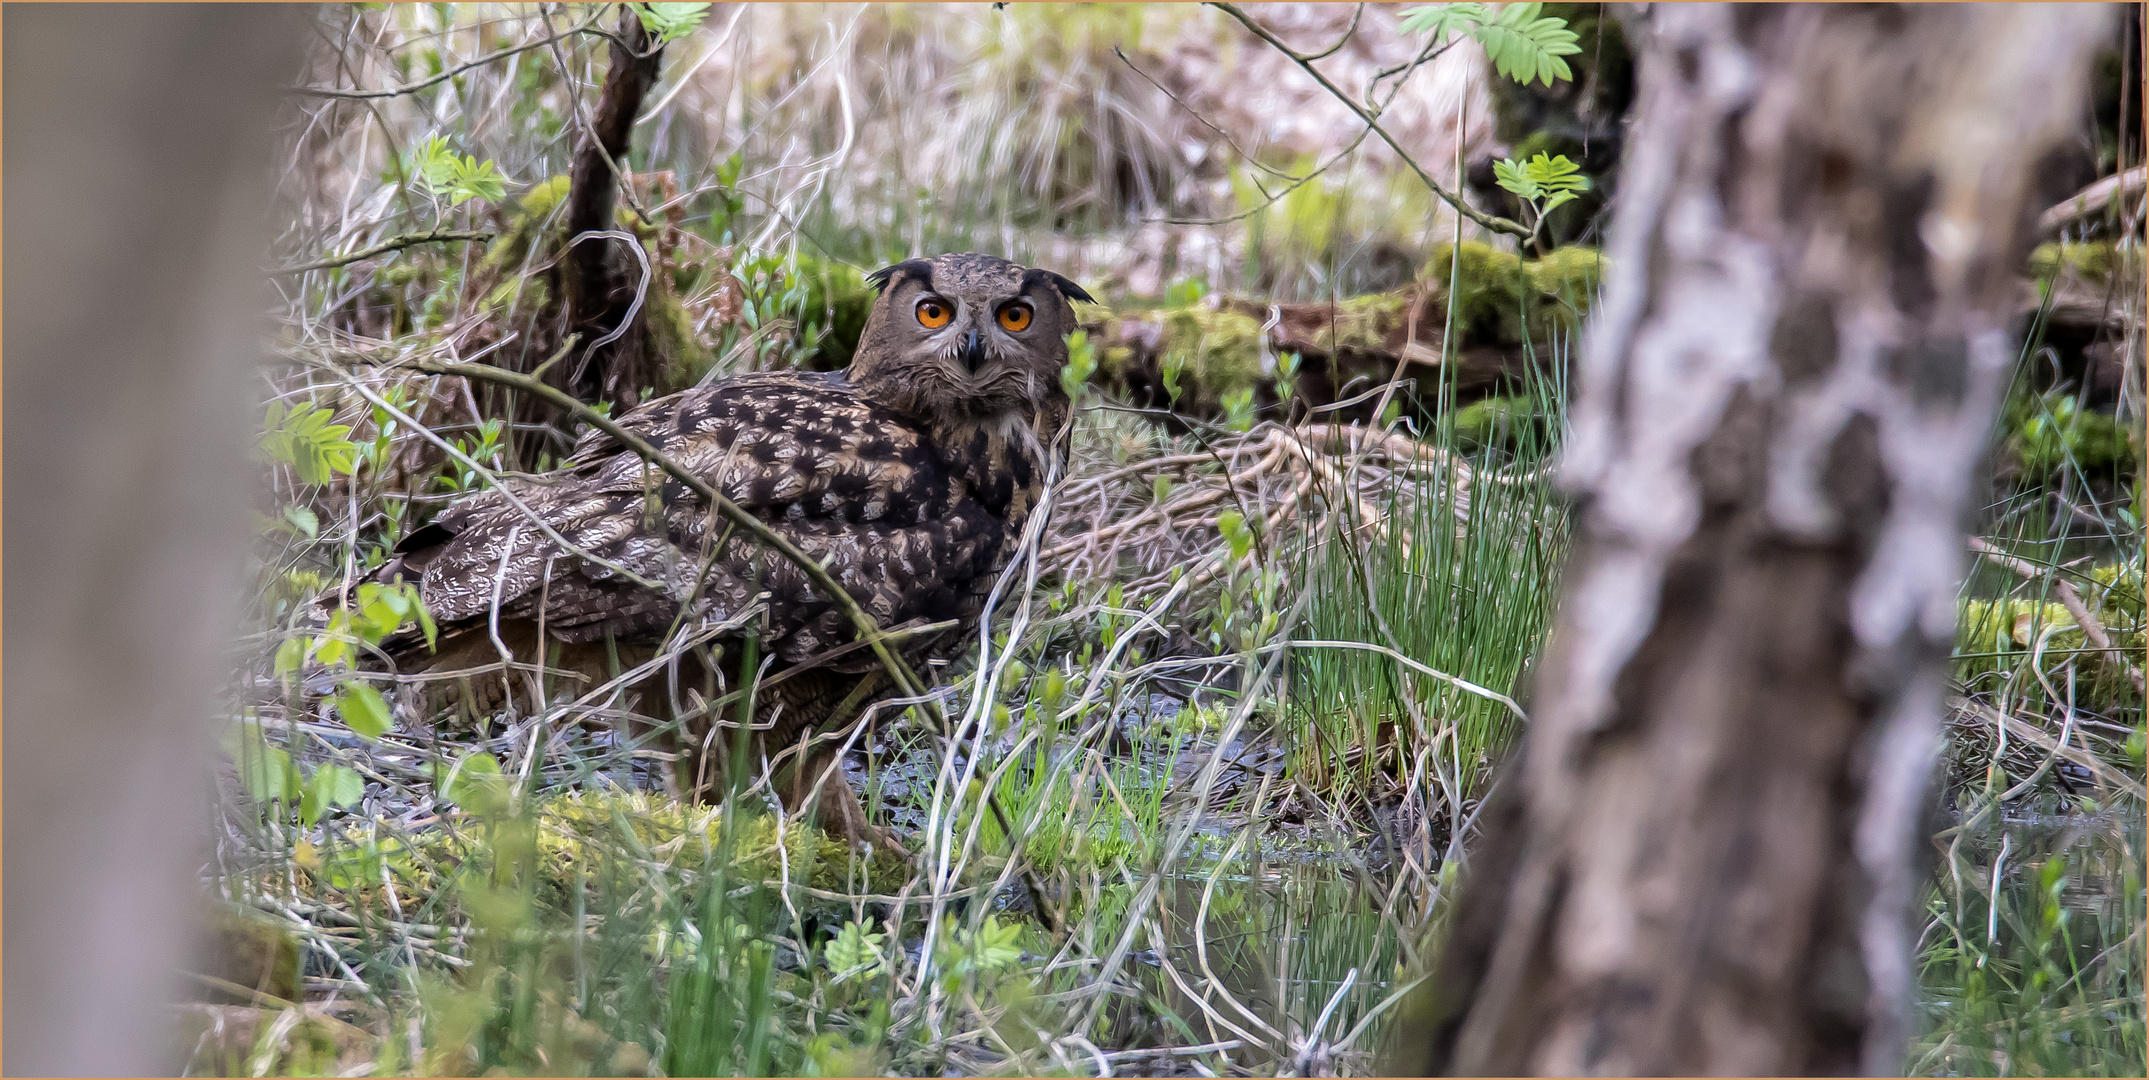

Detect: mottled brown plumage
[372, 253, 1088, 852]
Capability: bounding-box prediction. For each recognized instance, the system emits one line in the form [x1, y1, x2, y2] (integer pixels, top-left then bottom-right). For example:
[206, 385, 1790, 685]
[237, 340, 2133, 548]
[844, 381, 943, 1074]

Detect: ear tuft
[1026, 268, 1097, 306]
[866, 259, 933, 293]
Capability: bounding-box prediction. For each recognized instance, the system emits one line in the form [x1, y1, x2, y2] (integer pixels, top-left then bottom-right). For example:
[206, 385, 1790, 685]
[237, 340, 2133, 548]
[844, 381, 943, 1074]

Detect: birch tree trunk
[1392, 4, 2115, 1075]
[2, 5, 299, 1072]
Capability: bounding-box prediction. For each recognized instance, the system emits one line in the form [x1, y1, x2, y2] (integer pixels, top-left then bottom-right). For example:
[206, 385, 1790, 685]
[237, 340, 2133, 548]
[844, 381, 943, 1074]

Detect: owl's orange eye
[996, 303, 1034, 332]
[915, 298, 952, 329]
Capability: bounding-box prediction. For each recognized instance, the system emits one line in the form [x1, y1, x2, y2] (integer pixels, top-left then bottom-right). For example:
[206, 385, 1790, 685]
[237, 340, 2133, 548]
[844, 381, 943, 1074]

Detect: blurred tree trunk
[562, 4, 666, 405]
[1389, 4, 2114, 1075]
[2, 5, 300, 1073]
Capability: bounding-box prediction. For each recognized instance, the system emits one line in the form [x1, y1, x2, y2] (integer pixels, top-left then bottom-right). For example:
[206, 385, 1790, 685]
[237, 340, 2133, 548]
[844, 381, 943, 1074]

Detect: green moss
[2027, 240, 2138, 284]
[482, 175, 573, 275]
[532, 791, 875, 887]
[2005, 390, 2138, 481]
[482, 174, 663, 277]
[518, 173, 574, 221]
[646, 285, 713, 388]
[1088, 244, 1603, 411]
[1958, 591, 2143, 710]
[1307, 291, 1410, 354]
[1161, 307, 1266, 391]
[1958, 559, 2144, 711]
[1528, 243, 1608, 302]
[1426, 241, 1605, 348]
[1087, 303, 1269, 405]
[307, 791, 901, 919]
[2086, 562, 2146, 622]
[1452, 394, 1548, 452]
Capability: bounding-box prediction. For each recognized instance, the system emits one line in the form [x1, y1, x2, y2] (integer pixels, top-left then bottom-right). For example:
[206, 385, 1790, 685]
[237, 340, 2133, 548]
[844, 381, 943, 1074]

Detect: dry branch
[1969, 536, 2147, 697]
[1211, 2, 1530, 240]
[2038, 164, 2147, 234]
[271, 229, 492, 276]
[292, 12, 611, 100]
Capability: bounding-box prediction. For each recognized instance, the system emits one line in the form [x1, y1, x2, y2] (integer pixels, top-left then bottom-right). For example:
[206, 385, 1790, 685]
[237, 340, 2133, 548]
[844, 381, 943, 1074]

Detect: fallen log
[1089, 241, 1603, 419]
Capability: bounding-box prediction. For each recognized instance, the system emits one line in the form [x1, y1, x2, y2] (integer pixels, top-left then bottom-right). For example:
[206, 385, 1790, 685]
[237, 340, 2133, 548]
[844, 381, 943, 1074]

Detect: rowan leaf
[1400, 2, 1579, 87]
[825, 920, 889, 982]
[635, 2, 711, 43]
[260, 403, 359, 485]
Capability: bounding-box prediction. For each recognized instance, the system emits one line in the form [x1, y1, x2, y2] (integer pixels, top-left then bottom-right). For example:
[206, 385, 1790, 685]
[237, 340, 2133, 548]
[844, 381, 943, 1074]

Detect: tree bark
[1392, 5, 2114, 1075]
[563, 5, 666, 404]
[2, 5, 301, 1072]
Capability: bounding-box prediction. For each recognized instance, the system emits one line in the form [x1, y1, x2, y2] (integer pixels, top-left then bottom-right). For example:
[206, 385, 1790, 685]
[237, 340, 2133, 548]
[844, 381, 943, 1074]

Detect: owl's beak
[961, 326, 986, 373]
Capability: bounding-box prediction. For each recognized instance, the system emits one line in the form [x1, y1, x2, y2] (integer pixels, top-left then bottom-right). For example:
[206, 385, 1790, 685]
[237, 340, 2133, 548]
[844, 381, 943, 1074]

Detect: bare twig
[271, 229, 492, 276]
[2037, 165, 2147, 234]
[291, 12, 608, 99]
[1304, 3, 1367, 61]
[1210, 2, 1531, 239]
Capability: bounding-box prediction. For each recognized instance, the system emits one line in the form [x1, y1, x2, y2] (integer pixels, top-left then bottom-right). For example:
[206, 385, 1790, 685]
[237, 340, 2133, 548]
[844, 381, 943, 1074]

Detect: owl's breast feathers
[374, 371, 1058, 666]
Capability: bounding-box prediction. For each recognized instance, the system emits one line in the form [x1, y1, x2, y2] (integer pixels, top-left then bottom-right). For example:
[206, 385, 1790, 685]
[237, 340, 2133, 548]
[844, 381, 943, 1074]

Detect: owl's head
[849, 252, 1094, 421]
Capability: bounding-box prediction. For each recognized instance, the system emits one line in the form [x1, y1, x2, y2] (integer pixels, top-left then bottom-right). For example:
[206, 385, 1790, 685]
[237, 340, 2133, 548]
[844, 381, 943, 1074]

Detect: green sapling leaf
[334, 682, 392, 740]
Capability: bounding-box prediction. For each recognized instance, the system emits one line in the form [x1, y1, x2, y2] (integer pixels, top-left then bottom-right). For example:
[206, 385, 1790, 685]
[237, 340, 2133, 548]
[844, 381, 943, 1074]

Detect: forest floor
[205, 368, 2146, 1076]
[201, 6, 2146, 1076]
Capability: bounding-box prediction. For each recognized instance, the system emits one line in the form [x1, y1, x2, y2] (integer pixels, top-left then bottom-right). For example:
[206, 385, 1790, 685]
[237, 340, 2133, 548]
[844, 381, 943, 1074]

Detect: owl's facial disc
[904, 289, 989, 378]
[855, 254, 1085, 420]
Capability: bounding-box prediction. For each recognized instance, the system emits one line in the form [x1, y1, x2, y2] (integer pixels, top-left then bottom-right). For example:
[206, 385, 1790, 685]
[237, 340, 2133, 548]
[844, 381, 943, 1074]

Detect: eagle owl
[372, 253, 1090, 852]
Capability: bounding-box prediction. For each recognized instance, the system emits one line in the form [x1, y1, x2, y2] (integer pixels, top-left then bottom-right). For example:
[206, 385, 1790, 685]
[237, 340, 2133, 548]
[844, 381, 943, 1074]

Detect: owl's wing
[382, 372, 1006, 665]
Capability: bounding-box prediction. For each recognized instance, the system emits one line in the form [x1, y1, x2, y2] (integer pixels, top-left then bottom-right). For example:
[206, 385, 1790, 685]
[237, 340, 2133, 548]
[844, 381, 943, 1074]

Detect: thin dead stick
[1061, 449, 1229, 497]
[271, 229, 493, 276]
[292, 12, 610, 100]
[1969, 536, 2145, 696]
[2037, 164, 2148, 234]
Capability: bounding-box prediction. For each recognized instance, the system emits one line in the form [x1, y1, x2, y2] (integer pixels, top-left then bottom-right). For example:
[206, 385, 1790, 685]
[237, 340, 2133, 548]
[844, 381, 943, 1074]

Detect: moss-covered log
[1097, 243, 1602, 419]
[2024, 238, 2143, 407]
